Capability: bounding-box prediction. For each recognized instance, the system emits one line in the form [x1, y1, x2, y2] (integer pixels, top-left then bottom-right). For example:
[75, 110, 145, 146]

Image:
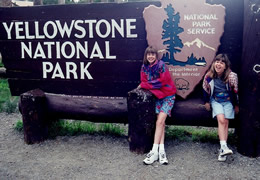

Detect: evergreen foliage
[162, 3, 184, 65]
[161, 4, 207, 67]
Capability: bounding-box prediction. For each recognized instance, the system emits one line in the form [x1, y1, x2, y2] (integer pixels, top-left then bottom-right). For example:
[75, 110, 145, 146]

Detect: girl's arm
[202, 73, 211, 104]
[140, 63, 169, 90]
[229, 72, 239, 113]
[205, 102, 211, 111]
[235, 105, 239, 114]
[229, 72, 239, 105]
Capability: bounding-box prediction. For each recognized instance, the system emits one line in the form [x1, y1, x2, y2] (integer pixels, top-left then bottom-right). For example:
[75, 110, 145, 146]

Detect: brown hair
[143, 46, 158, 65]
[208, 53, 231, 82]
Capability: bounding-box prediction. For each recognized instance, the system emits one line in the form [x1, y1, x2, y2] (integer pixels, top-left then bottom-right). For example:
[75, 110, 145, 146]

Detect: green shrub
[0, 79, 17, 113]
[14, 120, 23, 132]
[2, 97, 19, 114]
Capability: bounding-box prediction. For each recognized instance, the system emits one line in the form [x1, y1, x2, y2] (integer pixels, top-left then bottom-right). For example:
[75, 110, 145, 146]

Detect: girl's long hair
[208, 54, 231, 82]
[143, 46, 158, 65]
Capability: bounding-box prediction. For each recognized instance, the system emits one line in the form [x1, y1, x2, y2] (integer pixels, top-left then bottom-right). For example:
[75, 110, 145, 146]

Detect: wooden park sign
[0, 2, 160, 97]
[1, 0, 225, 99]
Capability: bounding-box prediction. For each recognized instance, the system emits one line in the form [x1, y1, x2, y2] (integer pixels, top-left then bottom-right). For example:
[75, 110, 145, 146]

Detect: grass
[166, 126, 220, 143]
[166, 125, 238, 145]
[14, 120, 23, 132]
[0, 56, 3, 67]
[14, 119, 238, 145]
[98, 123, 126, 136]
[15, 119, 127, 138]
[0, 78, 19, 113]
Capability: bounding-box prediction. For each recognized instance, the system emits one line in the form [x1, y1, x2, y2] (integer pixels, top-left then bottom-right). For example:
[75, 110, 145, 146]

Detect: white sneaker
[218, 154, 227, 162]
[159, 152, 168, 165]
[220, 146, 233, 156]
[143, 151, 158, 165]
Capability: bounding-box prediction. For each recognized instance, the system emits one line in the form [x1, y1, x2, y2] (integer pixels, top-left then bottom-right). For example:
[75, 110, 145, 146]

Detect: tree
[0, 0, 12, 7]
[58, 0, 65, 4]
[162, 4, 184, 64]
[34, 0, 43, 5]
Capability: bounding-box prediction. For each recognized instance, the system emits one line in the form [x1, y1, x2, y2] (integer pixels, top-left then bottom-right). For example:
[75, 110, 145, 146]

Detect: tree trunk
[237, 0, 260, 157]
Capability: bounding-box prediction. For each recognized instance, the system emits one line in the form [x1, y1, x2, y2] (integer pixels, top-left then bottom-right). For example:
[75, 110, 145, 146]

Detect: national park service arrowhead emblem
[143, 0, 225, 98]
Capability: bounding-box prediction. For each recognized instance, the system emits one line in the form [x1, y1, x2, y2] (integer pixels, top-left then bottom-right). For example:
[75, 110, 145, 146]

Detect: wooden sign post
[238, 0, 260, 157]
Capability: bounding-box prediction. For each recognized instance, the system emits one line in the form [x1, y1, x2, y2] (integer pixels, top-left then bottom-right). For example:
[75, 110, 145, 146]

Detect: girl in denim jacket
[203, 54, 239, 162]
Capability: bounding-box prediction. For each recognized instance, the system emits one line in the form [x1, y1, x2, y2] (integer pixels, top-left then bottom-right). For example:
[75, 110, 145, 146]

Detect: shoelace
[160, 153, 166, 159]
[146, 152, 153, 158]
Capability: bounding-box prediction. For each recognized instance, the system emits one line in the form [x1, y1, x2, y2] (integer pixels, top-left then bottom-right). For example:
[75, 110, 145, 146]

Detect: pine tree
[162, 4, 184, 65]
[0, 0, 12, 7]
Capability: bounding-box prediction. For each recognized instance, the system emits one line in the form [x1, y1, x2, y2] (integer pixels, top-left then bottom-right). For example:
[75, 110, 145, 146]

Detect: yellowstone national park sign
[0, 1, 225, 98]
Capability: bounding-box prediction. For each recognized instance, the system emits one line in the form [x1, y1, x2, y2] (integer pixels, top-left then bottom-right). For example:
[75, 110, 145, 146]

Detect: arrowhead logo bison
[143, 0, 225, 98]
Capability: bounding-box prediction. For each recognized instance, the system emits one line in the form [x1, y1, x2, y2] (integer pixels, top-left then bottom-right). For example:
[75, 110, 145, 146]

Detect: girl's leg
[153, 112, 167, 144]
[143, 112, 167, 165]
[217, 114, 229, 141]
[159, 123, 165, 145]
[155, 112, 169, 165]
[217, 114, 233, 158]
[224, 119, 229, 140]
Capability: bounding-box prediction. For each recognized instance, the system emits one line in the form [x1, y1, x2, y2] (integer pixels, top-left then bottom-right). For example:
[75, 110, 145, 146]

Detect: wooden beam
[43, 89, 236, 127]
[19, 88, 238, 145]
[45, 93, 128, 124]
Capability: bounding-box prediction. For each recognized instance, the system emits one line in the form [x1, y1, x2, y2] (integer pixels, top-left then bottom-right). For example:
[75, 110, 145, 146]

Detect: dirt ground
[0, 112, 259, 180]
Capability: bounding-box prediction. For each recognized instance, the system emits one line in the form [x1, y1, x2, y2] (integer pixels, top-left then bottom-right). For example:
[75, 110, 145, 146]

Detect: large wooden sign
[0, 2, 159, 96]
[0, 0, 243, 98]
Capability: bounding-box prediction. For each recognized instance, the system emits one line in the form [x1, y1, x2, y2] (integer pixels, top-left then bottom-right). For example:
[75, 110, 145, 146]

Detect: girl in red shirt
[139, 46, 176, 165]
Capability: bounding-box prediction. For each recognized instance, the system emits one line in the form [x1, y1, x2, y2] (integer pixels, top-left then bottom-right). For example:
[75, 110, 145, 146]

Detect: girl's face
[214, 60, 226, 76]
[147, 53, 157, 64]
